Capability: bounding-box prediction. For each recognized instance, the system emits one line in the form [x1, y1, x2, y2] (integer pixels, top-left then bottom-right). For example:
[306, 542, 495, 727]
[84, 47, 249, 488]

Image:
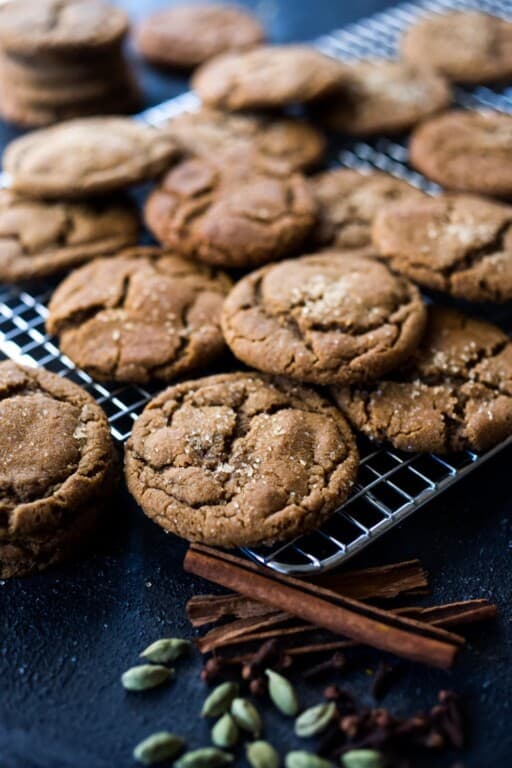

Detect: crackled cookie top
[409, 110, 512, 197]
[136, 4, 265, 69]
[372, 193, 512, 303]
[0, 0, 128, 53]
[144, 157, 317, 268]
[0, 361, 115, 565]
[124, 372, 359, 547]
[166, 108, 325, 176]
[3, 117, 180, 199]
[0, 190, 139, 282]
[310, 169, 424, 250]
[192, 45, 346, 110]
[402, 12, 512, 84]
[317, 60, 451, 136]
[333, 307, 512, 454]
[221, 251, 427, 385]
[46, 247, 232, 384]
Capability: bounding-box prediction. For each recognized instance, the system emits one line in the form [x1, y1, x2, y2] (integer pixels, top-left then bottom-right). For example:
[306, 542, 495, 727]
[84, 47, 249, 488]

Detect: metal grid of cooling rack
[1, 0, 512, 574]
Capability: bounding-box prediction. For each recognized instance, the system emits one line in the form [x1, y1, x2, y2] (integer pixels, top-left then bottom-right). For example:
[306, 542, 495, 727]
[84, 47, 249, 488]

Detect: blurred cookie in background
[136, 4, 265, 70]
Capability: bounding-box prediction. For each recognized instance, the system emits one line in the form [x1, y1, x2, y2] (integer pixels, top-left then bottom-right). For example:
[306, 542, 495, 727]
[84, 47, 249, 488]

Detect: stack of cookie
[2, 8, 512, 571]
[0, 0, 140, 127]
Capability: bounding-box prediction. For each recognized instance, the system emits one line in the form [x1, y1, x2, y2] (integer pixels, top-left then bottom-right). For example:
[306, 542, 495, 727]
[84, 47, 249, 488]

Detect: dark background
[1, 1, 511, 767]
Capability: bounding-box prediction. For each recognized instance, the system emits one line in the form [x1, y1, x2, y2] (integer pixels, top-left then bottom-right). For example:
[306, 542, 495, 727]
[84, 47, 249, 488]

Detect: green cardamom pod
[201, 682, 239, 718]
[295, 702, 337, 738]
[265, 669, 299, 716]
[285, 751, 333, 768]
[140, 638, 192, 664]
[121, 664, 173, 691]
[211, 713, 239, 748]
[341, 750, 385, 768]
[175, 747, 234, 768]
[246, 740, 280, 768]
[230, 697, 262, 737]
[133, 732, 185, 764]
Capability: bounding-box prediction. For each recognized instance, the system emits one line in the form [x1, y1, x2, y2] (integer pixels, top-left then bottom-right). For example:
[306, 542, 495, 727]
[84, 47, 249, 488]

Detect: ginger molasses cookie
[0, 190, 139, 282]
[402, 11, 512, 84]
[0, 0, 128, 54]
[192, 45, 346, 110]
[221, 251, 427, 386]
[0, 361, 117, 577]
[372, 193, 512, 303]
[166, 108, 325, 176]
[409, 110, 512, 197]
[124, 372, 359, 547]
[310, 168, 424, 250]
[136, 4, 265, 69]
[144, 157, 317, 269]
[317, 60, 451, 136]
[332, 307, 512, 454]
[3, 117, 179, 199]
[46, 248, 232, 384]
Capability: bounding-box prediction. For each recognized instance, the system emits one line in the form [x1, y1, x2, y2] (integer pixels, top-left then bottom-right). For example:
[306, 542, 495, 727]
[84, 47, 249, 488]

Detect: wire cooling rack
[1, 0, 512, 575]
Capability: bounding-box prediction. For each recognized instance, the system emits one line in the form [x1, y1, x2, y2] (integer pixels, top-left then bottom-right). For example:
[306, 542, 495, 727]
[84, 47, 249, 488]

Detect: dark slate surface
[1, 2, 511, 767]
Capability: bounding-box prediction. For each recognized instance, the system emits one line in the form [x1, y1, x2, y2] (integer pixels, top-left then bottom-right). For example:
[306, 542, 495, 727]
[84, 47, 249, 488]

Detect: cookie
[124, 372, 359, 547]
[144, 157, 317, 269]
[332, 307, 512, 454]
[409, 110, 512, 197]
[46, 247, 232, 384]
[136, 4, 265, 69]
[192, 45, 346, 110]
[0, 361, 117, 578]
[221, 251, 427, 385]
[166, 108, 325, 176]
[0, 190, 139, 283]
[0, 0, 128, 55]
[3, 117, 179, 199]
[316, 60, 451, 136]
[402, 11, 512, 84]
[310, 169, 424, 250]
[372, 193, 512, 303]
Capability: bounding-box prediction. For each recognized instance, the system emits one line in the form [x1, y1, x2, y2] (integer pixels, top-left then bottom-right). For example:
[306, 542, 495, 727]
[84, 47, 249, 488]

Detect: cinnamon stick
[187, 558, 429, 627]
[396, 600, 497, 628]
[312, 559, 429, 600]
[184, 545, 462, 669]
[196, 611, 291, 654]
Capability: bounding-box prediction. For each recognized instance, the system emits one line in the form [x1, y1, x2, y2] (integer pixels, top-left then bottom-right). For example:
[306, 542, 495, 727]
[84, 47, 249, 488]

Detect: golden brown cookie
[136, 4, 265, 69]
[372, 193, 512, 303]
[332, 307, 512, 454]
[3, 117, 179, 199]
[192, 45, 346, 110]
[0, 190, 139, 282]
[402, 11, 512, 84]
[0, 361, 117, 578]
[316, 60, 451, 136]
[221, 251, 427, 385]
[310, 168, 424, 250]
[409, 110, 512, 197]
[144, 157, 317, 269]
[46, 247, 232, 384]
[124, 372, 359, 547]
[166, 108, 326, 176]
[0, 0, 129, 55]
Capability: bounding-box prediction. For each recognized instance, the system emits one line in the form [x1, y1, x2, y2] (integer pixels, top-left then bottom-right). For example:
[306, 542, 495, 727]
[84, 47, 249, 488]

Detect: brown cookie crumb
[124, 372, 359, 547]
